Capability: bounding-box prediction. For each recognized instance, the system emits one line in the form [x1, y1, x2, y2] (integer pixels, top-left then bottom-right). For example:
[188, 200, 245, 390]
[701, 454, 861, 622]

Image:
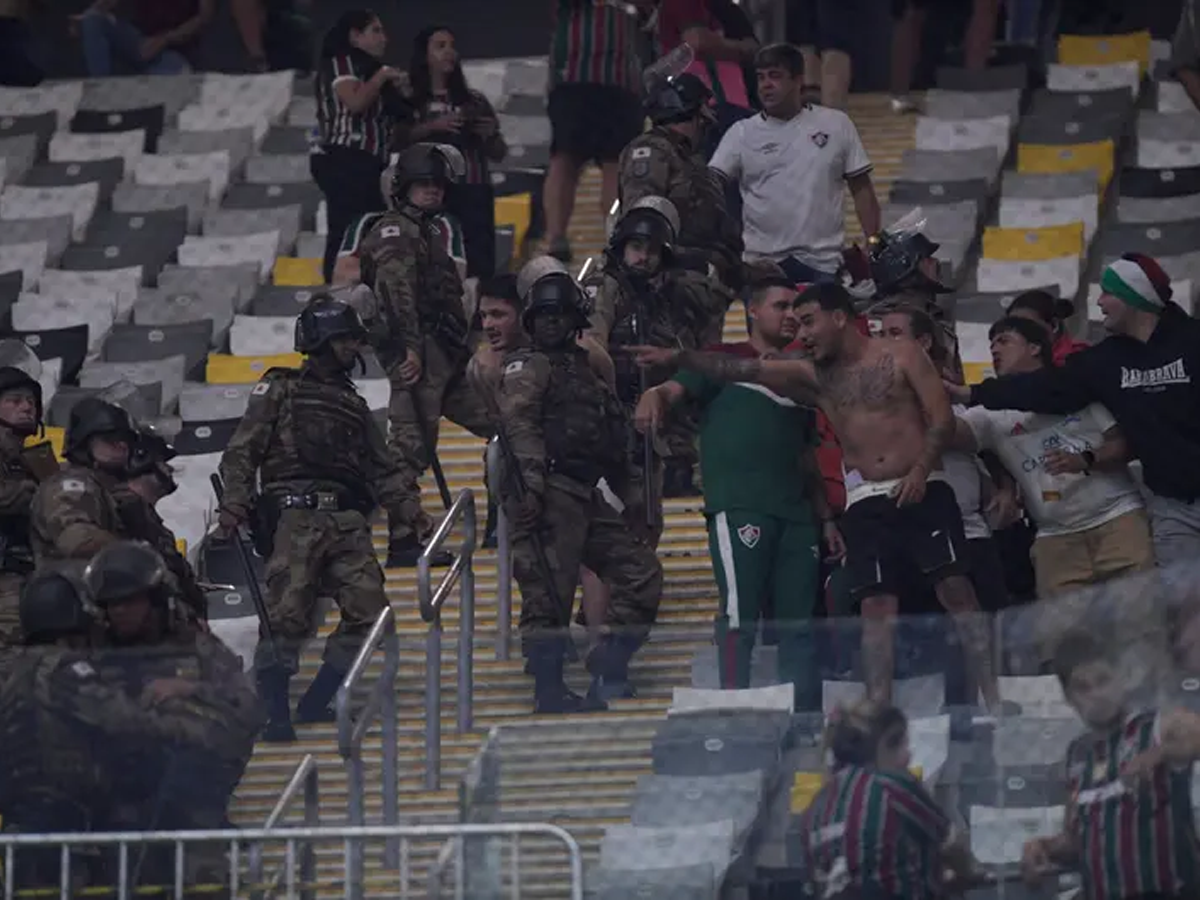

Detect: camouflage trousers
[0, 571, 25, 646]
[255, 509, 387, 674]
[510, 483, 663, 656]
[387, 336, 493, 543]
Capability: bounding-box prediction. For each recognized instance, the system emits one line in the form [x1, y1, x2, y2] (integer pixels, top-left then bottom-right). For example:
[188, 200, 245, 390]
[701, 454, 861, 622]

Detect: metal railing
[336, 605, 399, 880]
[417, 489, 478, 791]
[485, 438, 513, 661]
[427, 727, 504, 899]
[0, 824, 584, 900]
[249, 754, 320, 900]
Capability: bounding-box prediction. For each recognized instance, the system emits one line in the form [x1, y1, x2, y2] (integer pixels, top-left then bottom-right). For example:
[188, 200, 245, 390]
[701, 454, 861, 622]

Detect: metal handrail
[485, 439, 513, 661]
[427, 726, 503, 897]
[249, 754, 320, 900]
[335, 605, 399, 880]
[417, 489, 477, 791]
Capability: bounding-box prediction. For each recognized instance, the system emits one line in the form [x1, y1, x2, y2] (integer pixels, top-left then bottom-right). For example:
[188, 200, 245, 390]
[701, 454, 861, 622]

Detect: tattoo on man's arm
[677, 350, 762, 384]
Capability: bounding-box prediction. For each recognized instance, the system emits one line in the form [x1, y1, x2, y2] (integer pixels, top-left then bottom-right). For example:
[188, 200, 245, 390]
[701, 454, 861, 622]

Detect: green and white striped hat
[1099, 253, 1173, 313]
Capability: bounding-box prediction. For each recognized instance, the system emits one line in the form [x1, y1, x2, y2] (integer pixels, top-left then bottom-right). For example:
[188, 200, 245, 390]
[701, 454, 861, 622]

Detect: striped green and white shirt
[340, 210, 466, 270]
[549, 0, 641, 92]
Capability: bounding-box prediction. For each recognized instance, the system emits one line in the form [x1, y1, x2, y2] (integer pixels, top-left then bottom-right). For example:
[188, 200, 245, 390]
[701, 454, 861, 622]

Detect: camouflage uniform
[31, 465, 128, 567]
[0, 437, 38, 644]
[218, 362, 404, 676]
[359, 147, 493, 557]
[499, 281, 663, 708]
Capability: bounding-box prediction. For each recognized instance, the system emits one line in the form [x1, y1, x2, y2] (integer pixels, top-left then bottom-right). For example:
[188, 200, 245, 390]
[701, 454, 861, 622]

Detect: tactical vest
[608, 276, 697, 405]
[655, 131, 739, 282]
[541, 351, 630, 487]
[0, 453, 34, 574]
[411, 208, 468, 350]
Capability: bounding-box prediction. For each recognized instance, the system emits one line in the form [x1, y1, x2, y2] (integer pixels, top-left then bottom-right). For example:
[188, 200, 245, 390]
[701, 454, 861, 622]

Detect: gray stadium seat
[79, 356, 187, 414]
[0, 133, 38, 183]
[70, 104, 165, 153]
[1118, 191, 1200, 224]
[294, 232, 324, 259]
[0, 215, 73, 266]
[59, 239, 175, 286]
[229, 314, 295, 357]
[1018, 113, 1127, 146]
[1120, 164, 1200, 197]
[590, 864, 717, 900]
[889, 178, 991, 206]
[936, 63, 1029, 92]
[1027, 87, 1135, 122]
[23, 158, 125, 204]
[900, 148, 1001, 184]
[0, 111, 58, 158]
[1139, 111, 1200, 145]
[244, 153, 310, 185]
[102, 321, 213, 381]
[600, 821, 734, 883]
[222, 182, 322, 230]
[631, 771, 764, 848]
[132, 288, 235, 343]
[89, 208, 189, 248]
[260, 125, 312, 155]
[1096, 219, 1200, 260]
[651, 712, 785, 778]
[916, 115, 1011, 158]
[961, 765, 1070, 869]
[923, 88, 1022, 122]
[956, 286, 1061, 323]
[10, 324, 88, 381]
[203, 205, 302, 256]
[173, 418, 241, 456]
[159, 262, 260, 310]
[884, 200, 980, 245]
[0, 240, 47, 288]
[1001, 170, 1098, 199]
[112, 181, 210, 233]
[1047, 61, 1138, 95]
[79, 75, 201, 120]
[158, 127, 257, 173]
[250, 284, 324, 317]
[992, 718, 1084, 768]
[179, 382, 256, 423]
[497, 114, 551, 149]
[47, 383, 163, 429]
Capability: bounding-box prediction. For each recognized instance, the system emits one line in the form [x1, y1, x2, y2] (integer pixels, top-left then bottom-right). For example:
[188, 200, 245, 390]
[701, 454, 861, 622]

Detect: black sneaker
[534, 686, 607, 715]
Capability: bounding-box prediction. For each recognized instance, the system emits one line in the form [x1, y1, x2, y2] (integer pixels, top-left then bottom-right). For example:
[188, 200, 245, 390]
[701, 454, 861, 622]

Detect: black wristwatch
[1080, 450, 1096, 474]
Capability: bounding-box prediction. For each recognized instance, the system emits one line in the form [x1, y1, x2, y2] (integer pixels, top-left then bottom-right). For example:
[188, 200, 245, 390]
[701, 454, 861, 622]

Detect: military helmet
[391, 143, 466, 201]
[611, 196, 680, 254]
[517, 256, 591, 331]
[294, 294, 368, 353]
[645, 72, 715, 126]
[0, 339, 44, 429]
[0, 365, 42, 426]
[63, 397, 137, 464]
[20, 570, 93, 645]
[83, 540, 170, 608]
[868, 209, 950, 296]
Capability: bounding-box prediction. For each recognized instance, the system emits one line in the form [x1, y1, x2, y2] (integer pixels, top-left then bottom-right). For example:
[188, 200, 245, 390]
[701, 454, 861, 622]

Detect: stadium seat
[0, 215, 73, 265]
[973, 257, 1082, 304]
[956, 285, 1061, 325]
[1046, 62, 1140, 95]
[272, 256, 322, 286]
[176, 103, 272, 145]
[133, 150, 231, 203]
[670, 684, 794, 715]
[0, 240, 47, 288]
[899, 148, 1002, 184]
[229, 314, 295, 357]
[112, 180, 211, 233]
[1157, 79, 1194, 114]
[961, 766, 1070, 867]
[49, 129, 148, 172]
[250, 284, 323, 317]
[1058, 30, 1151, 75]
[133, 287, 234, 343]
[59, 239, 173, 286]
[0, 82, 83, 129]
[245, 153, 310, 185]
[174, 418, 241, 456]
[179, 383, 257, 423]
[494, 193, 533, 257]
[179, 233, 279, 282]
[24, 159, 125, 206]
[199, 71, 294, 120]
[651, 712, 786, 778]
[204, 206, 302, 256]
[10, 323, 88, 382]
[1017, 139, 1115, 192]
[1120, 163, 1200, 198]
[915, 115, 1011, 159]
[923, 88, 1022, 121]
[1136, 137, 1200, 170]
[1, 183, 99, 242]
[222, 182, 323, 231]
[1027, 86, 1135, 122]
[0, 133, 40, 182]
[1018, 112, 1126, 145]
[1000, 170, 1099, 200]
[821, 673, 946, 718]
[0, 110, 58, 158]
[205, 352, 302, 384]
[24, 426, 64, 459]
[79, 356, 187, 413]
[79, 74, 200, 120]
[889, 178, 991, 206]
[70, 105, 165, 153]
[1096, 219, 1200, 261]
[599, 820, 734, 884]
[936, 63, 1029, 92]
[102, 321, 213, 380]
[353, 376, 389, 412]
[158, 127, 257, 173]
[294, 232, 325, 260]
[285, 96, 317, 129]
[1117, 192, 1200, 224]
[982, 223, 1085, 262]
[41, 266, 144, 320]
[89, 207, 189, 249]
[260, 125, 312, 155]
[13, 287, 116, 351]
[590, 864, 717, 900]
[632, 770, 764, 845]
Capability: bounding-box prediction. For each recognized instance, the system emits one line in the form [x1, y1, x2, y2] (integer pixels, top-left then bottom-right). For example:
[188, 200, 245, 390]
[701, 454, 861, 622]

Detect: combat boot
[386, 535, 453, 568]
[586, 635, 639, 704]
[295, 661, 346, 724]
[529, 641, 606, 715]
[257, 667, 296, 743]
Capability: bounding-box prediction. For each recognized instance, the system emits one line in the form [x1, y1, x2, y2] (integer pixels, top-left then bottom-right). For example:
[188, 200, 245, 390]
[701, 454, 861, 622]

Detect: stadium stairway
[226, 94, 917, 895]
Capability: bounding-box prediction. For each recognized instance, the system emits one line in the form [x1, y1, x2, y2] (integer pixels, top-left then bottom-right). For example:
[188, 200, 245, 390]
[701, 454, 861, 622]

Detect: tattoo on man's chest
[819, 354, 897, 409]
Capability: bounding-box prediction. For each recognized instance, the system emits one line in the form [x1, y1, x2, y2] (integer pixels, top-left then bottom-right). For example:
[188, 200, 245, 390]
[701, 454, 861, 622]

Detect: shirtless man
[634, 282, 1002, 711]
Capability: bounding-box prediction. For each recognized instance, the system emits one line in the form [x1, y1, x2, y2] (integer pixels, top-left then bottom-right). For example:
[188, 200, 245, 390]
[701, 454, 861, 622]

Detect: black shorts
[788, 0, 868, 54]
[548, 82, 643, 164]
[839, 479, 970, 603]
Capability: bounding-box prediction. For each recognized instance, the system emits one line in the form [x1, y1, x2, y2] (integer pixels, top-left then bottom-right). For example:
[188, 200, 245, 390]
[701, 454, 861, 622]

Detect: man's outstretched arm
[637, 347, 822, 405]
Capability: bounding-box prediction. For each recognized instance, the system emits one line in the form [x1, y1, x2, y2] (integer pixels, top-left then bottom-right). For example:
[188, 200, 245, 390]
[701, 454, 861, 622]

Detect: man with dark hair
[965, 254, 1200, 567]
[710, 43, 880, 286]
[635, 269, 834, 707]
[633, 280, 1003, 711]
[1006, 288, 1088, 365]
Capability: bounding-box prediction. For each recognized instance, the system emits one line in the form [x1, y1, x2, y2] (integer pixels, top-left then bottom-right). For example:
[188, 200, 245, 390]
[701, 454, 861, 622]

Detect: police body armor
[409, 208, 469, 355]
[607, 276, 688, 407]
[541, 350, 630, 488]
[0, 455, 34, 575]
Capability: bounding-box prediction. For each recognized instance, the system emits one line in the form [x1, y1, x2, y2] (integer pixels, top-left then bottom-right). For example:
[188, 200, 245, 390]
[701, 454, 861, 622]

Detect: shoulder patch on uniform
[504, 360, 525, 375]
[380, 225, 402, 239]
[60, 478, 86, 494]
[631, 147, 652, 160]
[251, 381, 271, 396]
[71, 660, 95, 678]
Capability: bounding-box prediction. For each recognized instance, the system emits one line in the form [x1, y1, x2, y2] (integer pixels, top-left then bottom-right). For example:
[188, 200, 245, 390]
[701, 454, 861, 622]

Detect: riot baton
[407, 387, 454, 511]
[630, 297, 657, 530]
[209, 473, 278, 657]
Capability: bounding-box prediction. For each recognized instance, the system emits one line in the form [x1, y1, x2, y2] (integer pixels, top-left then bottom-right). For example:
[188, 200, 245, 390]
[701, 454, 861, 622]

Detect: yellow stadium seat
[24, 428, 64, 460]
[494, 193, 532, 255]
[1058, 31, 1151, 75]
[176, 538, 187, 555]
[206, 353, 304, 384]
[1017, 140, 1115, 192]
[962, 362, 996, 386]
[982, 223, 1085, 262]
[273, 257, 323, 286]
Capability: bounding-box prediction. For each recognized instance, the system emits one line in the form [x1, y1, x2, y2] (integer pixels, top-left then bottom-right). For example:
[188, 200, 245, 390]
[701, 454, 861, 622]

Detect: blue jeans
[79, 12, 189, 78]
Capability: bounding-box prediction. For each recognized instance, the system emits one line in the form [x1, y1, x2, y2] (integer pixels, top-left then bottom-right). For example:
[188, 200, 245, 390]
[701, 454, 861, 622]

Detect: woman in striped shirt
[312, 9, 408, 283]
[801, 700, 979, 899]
[400, 24, 507, 279]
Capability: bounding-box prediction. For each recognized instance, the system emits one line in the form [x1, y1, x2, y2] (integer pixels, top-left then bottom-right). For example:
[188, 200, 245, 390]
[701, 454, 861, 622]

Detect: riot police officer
[619, 72, 744, 292]
[583, 196, 714, 504]
[115, 425, 208, 629]
[359, 142, 492, 567]
[498, 258, 663, 712]
[0, 357, 48, 644]
[31, 397, 137, 569]
[218, 295, 404, 742]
